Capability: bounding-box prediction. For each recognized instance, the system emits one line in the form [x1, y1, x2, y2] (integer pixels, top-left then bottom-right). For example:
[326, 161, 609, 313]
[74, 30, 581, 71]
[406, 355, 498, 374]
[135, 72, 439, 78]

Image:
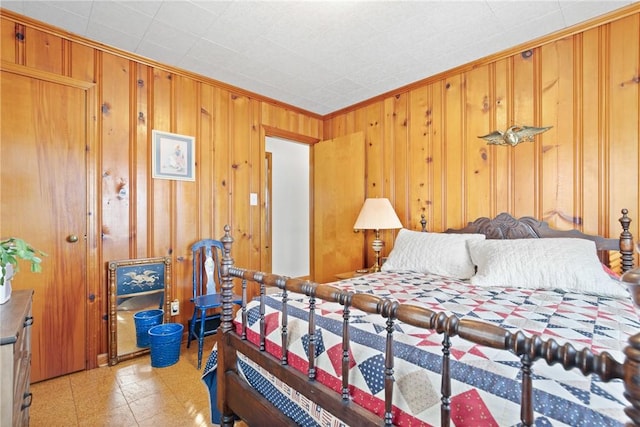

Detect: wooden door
[313, 132, 365, 283]
[1, 69, 88, 381]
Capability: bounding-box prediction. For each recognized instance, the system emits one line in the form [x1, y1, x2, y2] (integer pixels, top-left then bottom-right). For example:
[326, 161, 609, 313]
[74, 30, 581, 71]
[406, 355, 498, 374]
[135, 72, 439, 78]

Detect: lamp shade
[353, 198, 402, 230]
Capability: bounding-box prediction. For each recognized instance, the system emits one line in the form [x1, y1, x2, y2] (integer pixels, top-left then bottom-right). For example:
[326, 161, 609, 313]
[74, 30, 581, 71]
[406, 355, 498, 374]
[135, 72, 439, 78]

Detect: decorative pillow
[466, 238, 630, 298]
[602, 263, 620, 280]
[381, 229, 485, 279]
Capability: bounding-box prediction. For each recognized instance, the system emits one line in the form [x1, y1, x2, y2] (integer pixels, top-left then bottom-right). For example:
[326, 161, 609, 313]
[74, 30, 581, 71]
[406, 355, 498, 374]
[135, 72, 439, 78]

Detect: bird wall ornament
[478, 125, 552, 146]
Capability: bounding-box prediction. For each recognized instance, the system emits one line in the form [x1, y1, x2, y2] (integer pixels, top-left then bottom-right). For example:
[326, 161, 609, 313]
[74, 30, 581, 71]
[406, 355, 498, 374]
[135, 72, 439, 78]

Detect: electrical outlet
[170, 299, 179, 316]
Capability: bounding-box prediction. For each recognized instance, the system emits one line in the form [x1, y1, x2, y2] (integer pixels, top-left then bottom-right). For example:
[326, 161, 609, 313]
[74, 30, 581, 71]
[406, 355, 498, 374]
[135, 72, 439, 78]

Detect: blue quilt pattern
[204, 271, 638, 426]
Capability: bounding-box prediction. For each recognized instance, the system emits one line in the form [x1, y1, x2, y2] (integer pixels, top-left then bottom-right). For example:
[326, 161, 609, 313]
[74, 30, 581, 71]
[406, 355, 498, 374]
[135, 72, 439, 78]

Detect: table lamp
[353, 198, 402, 272]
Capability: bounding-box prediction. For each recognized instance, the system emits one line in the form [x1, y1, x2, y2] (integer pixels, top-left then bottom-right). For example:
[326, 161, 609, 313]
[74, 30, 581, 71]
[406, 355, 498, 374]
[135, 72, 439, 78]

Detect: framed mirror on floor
[107, 256, 171, 365]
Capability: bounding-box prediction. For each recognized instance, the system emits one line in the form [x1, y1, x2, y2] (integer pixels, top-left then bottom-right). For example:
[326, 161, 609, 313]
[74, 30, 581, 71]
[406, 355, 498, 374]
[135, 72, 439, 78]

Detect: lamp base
[369, 230, 384, 272]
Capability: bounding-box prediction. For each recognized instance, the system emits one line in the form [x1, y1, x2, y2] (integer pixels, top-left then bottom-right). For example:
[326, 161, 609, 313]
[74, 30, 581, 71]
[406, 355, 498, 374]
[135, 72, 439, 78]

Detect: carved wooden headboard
[418, 210, 634, 273]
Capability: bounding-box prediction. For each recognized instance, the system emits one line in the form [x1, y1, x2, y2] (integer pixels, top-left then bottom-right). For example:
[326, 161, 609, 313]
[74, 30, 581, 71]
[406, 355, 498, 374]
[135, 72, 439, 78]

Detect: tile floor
[28, 335, 226, 427]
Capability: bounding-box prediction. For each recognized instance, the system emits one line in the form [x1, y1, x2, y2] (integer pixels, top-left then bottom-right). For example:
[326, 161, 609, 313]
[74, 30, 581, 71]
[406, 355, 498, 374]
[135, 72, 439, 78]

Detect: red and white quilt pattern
[225, 271, 639, 426]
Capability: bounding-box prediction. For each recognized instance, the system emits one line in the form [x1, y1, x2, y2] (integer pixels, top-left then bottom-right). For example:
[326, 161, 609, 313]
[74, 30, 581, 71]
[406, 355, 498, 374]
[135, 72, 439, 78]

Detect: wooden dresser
[1, 289, 34, 426]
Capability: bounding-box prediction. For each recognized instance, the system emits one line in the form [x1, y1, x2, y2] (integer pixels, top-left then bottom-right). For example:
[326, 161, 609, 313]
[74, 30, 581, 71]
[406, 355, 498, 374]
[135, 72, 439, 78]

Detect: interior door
[1, 69, 87, 381]
[313, 132, 365, 283]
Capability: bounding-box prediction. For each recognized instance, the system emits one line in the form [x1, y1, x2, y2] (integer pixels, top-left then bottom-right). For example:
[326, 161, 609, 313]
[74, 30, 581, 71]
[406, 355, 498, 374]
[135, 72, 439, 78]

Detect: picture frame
[107, 256, 172, 365]
[152, 130, 195, 181]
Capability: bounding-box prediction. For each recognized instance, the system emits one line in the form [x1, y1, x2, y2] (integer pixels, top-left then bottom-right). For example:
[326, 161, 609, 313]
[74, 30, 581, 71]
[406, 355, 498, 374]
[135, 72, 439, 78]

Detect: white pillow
[381, 229, 485, 279]
[466, 238, 629, 298]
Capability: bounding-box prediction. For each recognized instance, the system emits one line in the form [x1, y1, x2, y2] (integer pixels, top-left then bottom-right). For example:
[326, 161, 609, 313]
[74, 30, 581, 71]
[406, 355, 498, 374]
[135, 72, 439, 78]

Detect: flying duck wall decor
[478, 125, 552, 146]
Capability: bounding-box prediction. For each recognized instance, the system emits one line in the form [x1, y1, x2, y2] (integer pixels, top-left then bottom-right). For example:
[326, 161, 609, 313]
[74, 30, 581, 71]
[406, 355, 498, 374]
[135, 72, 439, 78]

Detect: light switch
[250, 193, 258, 206]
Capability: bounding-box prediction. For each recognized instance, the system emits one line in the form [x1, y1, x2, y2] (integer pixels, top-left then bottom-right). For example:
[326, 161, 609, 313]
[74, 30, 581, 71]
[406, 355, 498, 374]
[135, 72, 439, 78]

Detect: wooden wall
[324, 5, 640, 268]
[0, 9, 323, 366]
[1, 4, 639, 367]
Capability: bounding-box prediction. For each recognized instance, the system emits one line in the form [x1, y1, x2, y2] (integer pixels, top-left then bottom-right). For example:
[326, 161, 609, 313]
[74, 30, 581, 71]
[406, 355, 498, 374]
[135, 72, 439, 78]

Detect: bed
[204, 209, 640, 426]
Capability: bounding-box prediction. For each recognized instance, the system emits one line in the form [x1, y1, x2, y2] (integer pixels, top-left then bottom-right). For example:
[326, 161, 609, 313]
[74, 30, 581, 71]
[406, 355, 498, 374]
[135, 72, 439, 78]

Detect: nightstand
[335, 270, 371, 280]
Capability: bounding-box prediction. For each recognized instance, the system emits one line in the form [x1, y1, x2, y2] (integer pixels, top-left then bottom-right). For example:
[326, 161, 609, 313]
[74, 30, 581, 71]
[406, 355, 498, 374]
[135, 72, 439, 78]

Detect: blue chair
[186, 239, 240, 369]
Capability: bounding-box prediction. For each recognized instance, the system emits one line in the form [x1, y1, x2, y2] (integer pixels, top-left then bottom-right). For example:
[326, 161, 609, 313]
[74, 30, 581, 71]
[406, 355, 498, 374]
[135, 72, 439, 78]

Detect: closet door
[1, 68, 88, 381]
[313, 132, 365, 283]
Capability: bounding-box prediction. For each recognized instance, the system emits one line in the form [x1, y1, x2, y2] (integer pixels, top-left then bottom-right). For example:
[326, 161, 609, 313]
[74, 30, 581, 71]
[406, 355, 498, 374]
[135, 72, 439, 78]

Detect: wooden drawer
[14, 313, 32, 423]
[1, 289, 34, 427]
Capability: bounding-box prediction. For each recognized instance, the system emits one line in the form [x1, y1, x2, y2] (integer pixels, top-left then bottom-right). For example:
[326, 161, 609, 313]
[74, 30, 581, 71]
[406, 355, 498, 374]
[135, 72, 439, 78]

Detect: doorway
[265, 137, 310, 278]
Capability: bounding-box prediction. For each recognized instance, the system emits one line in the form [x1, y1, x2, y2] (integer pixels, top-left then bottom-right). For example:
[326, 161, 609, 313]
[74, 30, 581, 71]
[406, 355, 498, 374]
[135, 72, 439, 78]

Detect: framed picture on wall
[152, 130, 195, 181]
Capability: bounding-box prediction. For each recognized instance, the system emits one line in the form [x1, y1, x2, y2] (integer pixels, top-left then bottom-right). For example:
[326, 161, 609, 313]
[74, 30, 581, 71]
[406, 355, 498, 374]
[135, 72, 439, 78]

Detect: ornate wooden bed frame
[216, 209, 640, 427]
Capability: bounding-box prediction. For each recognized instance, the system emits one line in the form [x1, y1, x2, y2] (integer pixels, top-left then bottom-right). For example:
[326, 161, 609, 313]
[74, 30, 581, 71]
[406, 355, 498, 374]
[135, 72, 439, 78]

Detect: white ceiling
[2, 0, 636, 115]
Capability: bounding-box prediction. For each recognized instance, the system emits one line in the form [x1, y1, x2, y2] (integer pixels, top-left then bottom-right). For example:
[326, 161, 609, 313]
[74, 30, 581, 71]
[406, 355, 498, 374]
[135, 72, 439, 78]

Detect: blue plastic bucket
[133, 309, 163, 348]
[149, 323, 184, 368]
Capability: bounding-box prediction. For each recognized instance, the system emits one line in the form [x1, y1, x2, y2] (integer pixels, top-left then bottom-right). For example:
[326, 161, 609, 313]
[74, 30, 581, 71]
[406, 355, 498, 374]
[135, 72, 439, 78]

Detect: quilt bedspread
[207, 271, 639, 426]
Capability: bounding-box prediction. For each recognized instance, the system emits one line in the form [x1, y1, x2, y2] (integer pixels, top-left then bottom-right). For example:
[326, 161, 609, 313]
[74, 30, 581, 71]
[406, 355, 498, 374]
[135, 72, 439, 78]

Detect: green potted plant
[0, 237, 46, 304]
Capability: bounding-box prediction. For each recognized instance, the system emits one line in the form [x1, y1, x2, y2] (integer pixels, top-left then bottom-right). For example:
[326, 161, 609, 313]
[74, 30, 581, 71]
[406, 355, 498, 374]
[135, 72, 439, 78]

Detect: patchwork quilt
[203, 271, 639, 426]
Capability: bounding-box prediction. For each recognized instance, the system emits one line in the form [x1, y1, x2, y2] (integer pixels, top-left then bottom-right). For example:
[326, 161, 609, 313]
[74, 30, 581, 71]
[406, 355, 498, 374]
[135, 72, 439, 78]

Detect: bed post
[619, 209, 634, 273]
[220, 225, 235, 331]
[622, 259, 640, 425]
[218, 225, 237, 426]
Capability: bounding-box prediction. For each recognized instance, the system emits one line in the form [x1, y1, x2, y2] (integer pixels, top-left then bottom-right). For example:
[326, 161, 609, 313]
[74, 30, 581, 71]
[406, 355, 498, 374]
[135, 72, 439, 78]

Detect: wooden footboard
[216, 211, 640, 427]
[219, 327, 382, 426]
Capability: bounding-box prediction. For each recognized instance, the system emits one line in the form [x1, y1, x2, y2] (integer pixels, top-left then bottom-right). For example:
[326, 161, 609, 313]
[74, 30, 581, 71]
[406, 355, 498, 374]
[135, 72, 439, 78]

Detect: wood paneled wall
[324, 6, 640, 268]
[1, 10, 323, 366]
[1, 4, 639, 367]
